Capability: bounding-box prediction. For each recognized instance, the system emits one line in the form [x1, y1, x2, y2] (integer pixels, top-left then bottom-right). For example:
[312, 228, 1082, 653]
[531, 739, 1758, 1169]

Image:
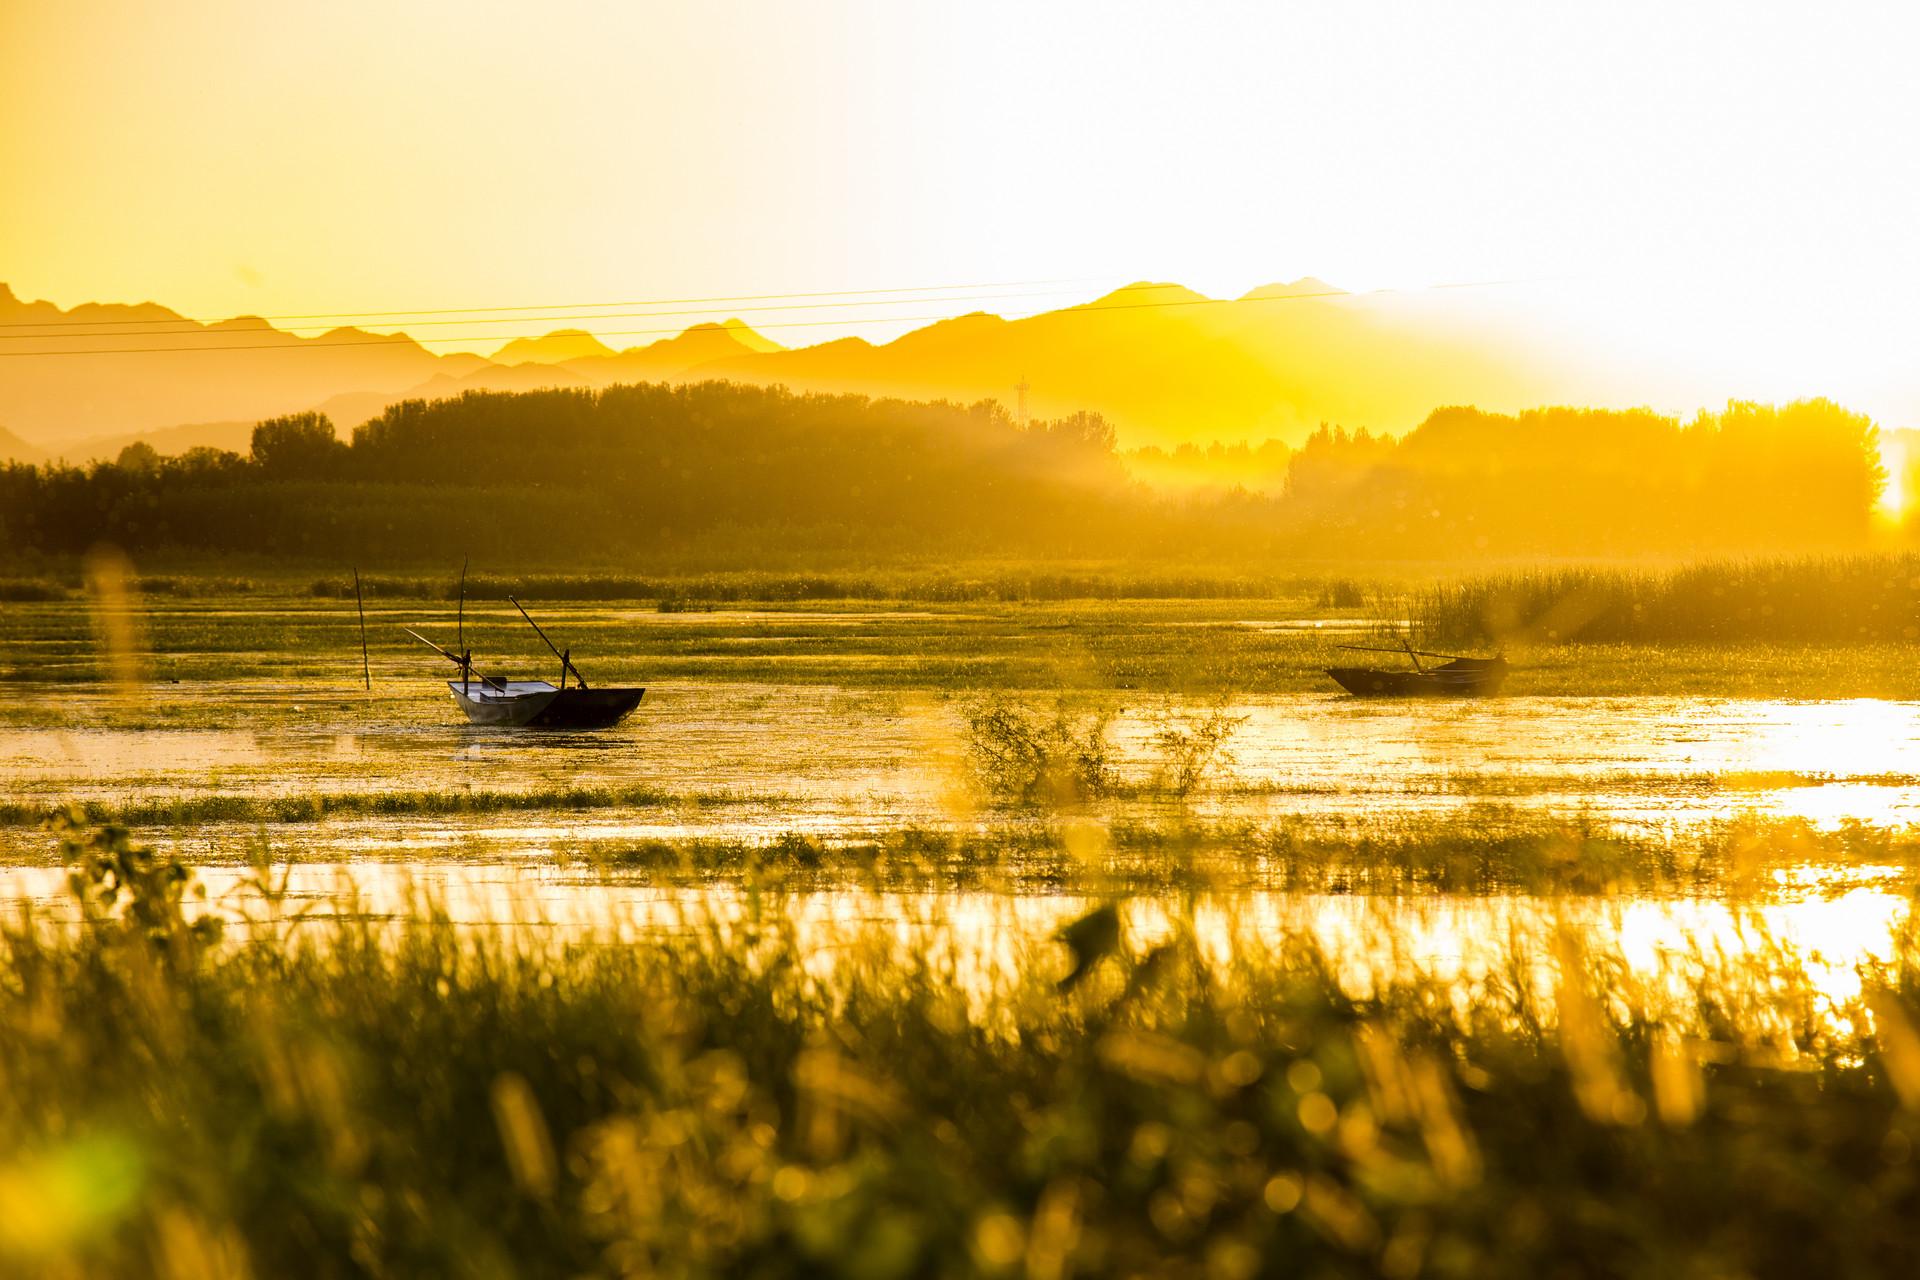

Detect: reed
[1414, 553, 1920, 646]
[5, 818, 1920, 1277]
[0, 784, 693, 829]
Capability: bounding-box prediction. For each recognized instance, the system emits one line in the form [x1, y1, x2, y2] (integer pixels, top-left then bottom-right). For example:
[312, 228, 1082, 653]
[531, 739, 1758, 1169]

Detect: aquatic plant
[962, 695, 1117, 804]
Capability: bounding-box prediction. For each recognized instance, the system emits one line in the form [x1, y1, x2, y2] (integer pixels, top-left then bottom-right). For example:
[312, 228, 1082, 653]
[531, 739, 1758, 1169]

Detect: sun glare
[11, 3, 1920, 1270]
[1880, 432, 1911, 520]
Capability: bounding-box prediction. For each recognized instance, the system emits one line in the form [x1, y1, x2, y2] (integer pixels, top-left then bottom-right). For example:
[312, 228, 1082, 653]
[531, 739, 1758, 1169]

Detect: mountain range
[0, 278, 1575, 462]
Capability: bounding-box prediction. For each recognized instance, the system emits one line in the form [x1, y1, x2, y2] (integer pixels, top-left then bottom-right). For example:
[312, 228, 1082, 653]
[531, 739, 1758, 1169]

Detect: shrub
[962, 695, 1116, 803]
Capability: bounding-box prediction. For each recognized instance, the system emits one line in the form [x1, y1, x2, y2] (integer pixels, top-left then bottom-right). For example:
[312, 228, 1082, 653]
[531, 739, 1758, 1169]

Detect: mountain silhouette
[0, 283, 485, 447]
[671, 279, 1557, 441]
[555, 319, 788, 383]
[492, 329, 616, 365]
[0, 423, 45, 465]
[0, 277, 1566, 457]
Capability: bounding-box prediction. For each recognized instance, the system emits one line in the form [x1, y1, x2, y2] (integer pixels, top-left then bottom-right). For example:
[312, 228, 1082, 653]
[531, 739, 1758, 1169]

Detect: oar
[1397, 631, 1427, 675]
[402, 628, 508, 691]
[1335, 644, 1470, 661]
[510, 597, 589, 689]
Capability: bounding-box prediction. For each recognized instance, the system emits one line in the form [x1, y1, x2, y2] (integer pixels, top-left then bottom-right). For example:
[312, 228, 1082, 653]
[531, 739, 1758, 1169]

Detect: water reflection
[12, 688, 1920, 861]
[2, 861, 1905, 1030]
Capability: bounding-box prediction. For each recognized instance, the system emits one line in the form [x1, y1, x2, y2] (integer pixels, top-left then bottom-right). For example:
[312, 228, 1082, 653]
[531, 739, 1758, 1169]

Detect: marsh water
[9, 682, 1920, 846]
[4, 594, 1918, 1014]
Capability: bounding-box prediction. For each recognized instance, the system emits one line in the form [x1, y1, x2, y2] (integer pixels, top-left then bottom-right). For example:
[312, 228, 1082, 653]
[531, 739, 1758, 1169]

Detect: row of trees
[0, 382, 1891, 562]
[0, 384, 1162, 561]
[1284, 400, 1884, 554]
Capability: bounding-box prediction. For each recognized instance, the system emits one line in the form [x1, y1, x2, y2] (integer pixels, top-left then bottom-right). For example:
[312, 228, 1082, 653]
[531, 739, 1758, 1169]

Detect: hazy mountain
[492, 329, 616, 365]
[0, 283, 490, 446]
[0, 424, 45, 465]
[555, 320, 786, 383]
[687, 281, 1564, 444]
[60, 420, 257, 463]
[2, 277, 1576, 453]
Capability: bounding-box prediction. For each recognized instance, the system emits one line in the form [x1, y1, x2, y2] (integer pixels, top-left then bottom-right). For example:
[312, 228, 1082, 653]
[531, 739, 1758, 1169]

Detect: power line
[0, 275, 1110, 333]
[0, 280, 1526, 359]
[0, 284, 1121, 342]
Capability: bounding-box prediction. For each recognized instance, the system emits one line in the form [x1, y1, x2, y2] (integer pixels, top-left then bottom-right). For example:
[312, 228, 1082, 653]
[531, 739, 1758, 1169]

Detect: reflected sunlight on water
[3, 861, 1905, 1032]
[12, 688, 1920, 854]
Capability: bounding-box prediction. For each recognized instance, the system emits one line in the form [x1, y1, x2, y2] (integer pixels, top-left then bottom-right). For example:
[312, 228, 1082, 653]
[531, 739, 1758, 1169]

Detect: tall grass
[1415, 553, 1920, 646]
[6, 818, 1920, 1276]
[0, 784, 693, 829]
[312, 569, 1352, 605]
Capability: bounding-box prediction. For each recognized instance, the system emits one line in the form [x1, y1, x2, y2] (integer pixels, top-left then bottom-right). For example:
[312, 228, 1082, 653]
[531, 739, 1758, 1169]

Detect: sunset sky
[6, 0, 1920, 420]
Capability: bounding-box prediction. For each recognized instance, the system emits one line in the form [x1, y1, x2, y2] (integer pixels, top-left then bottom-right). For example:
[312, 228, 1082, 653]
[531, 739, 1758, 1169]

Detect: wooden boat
[446, 678, 644, 728]
[404, 593, 644, 729]
[1326, 645, 1508, 698]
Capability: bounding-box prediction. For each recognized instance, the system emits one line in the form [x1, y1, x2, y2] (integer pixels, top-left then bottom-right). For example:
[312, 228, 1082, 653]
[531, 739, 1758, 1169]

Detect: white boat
[446, 677, 645, 728]
[404, 591, 645, 729]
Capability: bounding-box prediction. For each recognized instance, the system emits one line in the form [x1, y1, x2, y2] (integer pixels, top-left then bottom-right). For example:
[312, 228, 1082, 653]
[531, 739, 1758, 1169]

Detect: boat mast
[353, 567, 370, 693]
[403, 628, 508, 691]
[457, 558, 469, 695]
[510, 597, 589, 689]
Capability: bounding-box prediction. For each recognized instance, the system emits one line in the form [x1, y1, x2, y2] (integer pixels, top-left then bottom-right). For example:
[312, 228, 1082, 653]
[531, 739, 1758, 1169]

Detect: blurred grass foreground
[3, 814, 1920, 1278]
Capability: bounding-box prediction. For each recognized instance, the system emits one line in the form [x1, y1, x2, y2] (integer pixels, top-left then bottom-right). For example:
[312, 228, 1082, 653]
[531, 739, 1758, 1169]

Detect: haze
[7, 1, 1920, 423]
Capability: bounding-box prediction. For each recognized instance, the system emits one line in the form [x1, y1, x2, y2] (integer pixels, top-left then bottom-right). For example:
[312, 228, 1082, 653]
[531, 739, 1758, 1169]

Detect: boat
[404, 593, 644, 729]
[1325, 644, 1508, 698]
[445, 677, 645, 729]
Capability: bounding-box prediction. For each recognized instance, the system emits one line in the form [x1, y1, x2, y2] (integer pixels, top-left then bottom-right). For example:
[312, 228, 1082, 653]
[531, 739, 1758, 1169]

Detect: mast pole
[510, 597, 588, 689]
[353, 568, 370, 692]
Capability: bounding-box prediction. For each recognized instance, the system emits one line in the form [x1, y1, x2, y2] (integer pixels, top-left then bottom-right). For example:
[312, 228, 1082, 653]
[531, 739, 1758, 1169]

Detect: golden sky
[5, 0, 1919, 420]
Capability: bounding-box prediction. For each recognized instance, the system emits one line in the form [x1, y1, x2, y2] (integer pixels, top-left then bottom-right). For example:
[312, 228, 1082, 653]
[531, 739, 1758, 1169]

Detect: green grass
[7, 819, 1920, 1277]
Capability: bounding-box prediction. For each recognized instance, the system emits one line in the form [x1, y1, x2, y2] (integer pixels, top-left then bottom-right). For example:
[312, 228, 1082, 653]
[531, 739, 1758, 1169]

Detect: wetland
[8, 572, 1920, 1276]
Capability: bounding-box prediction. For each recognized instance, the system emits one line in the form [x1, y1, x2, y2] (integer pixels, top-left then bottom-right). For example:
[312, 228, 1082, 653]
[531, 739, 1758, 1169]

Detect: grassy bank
[6, 820, 1920, 1277]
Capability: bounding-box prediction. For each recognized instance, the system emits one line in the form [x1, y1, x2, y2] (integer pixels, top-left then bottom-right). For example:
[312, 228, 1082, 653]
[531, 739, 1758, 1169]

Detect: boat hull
[448, 681, 645, 728]
[1325, 658, 1507, 698]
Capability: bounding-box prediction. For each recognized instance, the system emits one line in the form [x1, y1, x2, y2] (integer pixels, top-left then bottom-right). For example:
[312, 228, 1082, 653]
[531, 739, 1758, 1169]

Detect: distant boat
[404, 593, 644, 729]
[1326, 645, 1508, 697]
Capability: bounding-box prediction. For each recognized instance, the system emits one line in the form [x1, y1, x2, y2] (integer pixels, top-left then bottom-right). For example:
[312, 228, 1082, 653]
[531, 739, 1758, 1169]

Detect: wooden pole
[353, 568, 370, 692]
[510, 596, 589, 688]
[403, 628, 507, 691]
[1398, 630, 1427, 674]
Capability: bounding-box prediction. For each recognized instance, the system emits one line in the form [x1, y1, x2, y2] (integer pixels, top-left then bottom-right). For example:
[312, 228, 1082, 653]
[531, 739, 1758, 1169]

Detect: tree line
[0, 381, 1889, 563]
